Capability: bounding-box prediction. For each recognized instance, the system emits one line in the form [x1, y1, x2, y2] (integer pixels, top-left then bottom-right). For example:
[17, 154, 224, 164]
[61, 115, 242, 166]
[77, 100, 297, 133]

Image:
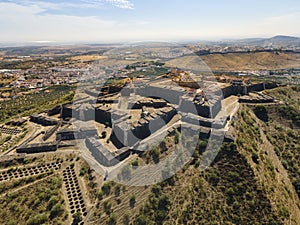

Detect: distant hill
[242, 35, 300, 46]
[199, 35, 300, 47]
[168, 52, 300, 71]
[202, 51, 300, 71]
[233, 35, 300, 47]
[269, 35, 300, 41]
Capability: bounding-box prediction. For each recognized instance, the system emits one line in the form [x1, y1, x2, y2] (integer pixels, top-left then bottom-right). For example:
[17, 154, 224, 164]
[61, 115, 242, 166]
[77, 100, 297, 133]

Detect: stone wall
[129, 98, 167, 109]
[221, 82, 279, 98]
[239, 93, 275, 103]
[16, 142, 58, 154]
[247, 82, 278, 93]
[95, 106, 112, 125]
[113, 121, 139, 147]
[179, 96, 221, 118]
[56, 127, 97, 141]
[111, 107, 176, 148]
[47, 105, 62, 116]
[136, 85, 185, 105]
[247, 83, 265, 93]
[85, 137, 118, 167]
[61, 104, 73, 119]
[62, 104, 112, 125]
[181, 113, 228, 129]
[43, 123, 60, 141]
[30, 114, 58, 126]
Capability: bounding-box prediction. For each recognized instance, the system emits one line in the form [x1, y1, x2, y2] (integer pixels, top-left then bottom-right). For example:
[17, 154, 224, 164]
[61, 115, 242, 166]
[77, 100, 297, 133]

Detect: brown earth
[167, 52, 300, 71]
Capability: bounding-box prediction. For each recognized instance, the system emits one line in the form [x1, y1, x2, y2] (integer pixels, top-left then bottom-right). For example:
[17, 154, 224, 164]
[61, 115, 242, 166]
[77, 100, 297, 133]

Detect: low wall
[43, 122, 60, 141]
[16, 142, 58, 154]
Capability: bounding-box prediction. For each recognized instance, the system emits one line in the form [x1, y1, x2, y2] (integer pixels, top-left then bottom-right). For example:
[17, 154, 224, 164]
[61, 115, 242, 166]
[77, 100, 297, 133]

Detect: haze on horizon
[0, 0, 300, 45]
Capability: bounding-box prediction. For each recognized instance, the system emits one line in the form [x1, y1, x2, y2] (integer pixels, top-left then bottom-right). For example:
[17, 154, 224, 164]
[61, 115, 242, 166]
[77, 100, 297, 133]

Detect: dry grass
[167, 52, 300, 71]
[235, 106, 300, 224]
[70, 55, 108, 62]
[203, 52, 300, 71]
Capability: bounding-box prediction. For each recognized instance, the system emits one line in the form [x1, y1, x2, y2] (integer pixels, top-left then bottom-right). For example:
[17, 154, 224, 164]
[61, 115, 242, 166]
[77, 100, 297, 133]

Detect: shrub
[152, 147, 160, 163]
[101, 131, 107, 139]
[226, 187, 235, 196]
[151, 185, 161, 197]
[79, 168, 86, 176]
[116, 198, 122, 204]
[131, 159, 139, 167]
[158, 195, 170, 211]
[277, 106, 300, 126]
[134, 214, 148, 225]
[104, 200, 112, 215]
[123, 211, 130, 225]
[50, 203, 64, 219]
[102, 182, 112, 195]
[253, 105, 269, 122]
[198, 140, 208, 150]
[97, 190, 104, 200]
[292, 178, 300, 198]
[114, 185, 121, 197]
[72, 212, 82, 224]
[107, 213, 117, 225]
[252, 152, 259, 164]
[26, 213, 48, 225]
[130, 195, 136, 208]
[206, 169, 220, 186]
[47, 196, 59, 209]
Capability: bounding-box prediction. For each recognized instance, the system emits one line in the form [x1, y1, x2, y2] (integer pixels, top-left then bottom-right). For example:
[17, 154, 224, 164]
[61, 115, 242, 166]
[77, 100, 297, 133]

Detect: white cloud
[0, 1, 298, 44]
[106, 0, 134, 9]
[0, 0, 134, 11]
[80, 0, 134, 9]
[0, 2, 118, 43]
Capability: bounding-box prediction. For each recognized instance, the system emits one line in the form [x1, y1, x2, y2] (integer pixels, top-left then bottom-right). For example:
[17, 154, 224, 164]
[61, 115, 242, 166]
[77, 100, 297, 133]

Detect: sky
[0, 0, 300, 44]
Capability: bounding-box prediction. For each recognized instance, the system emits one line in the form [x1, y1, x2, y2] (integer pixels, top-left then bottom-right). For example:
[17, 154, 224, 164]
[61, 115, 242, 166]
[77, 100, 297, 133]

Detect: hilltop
[202, 35, 300, 47]
[167, 52, 300, 71]
[202, 52, 300, 71]
[238, 35, 300, 46]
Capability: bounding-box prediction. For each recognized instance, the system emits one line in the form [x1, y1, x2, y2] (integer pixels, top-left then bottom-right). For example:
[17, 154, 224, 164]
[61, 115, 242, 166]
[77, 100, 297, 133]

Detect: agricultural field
[0, 85, 75, 123]
[0, 154, 92, 225]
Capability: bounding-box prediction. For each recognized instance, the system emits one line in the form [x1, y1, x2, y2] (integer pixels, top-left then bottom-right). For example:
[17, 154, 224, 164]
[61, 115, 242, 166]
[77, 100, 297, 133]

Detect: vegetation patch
[0, 176, 67, 225]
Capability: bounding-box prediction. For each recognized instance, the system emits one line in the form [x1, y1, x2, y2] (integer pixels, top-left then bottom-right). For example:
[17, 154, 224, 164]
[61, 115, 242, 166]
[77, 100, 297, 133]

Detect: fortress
[64, 79, 277, 148]
[20, 76, 279, 169]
